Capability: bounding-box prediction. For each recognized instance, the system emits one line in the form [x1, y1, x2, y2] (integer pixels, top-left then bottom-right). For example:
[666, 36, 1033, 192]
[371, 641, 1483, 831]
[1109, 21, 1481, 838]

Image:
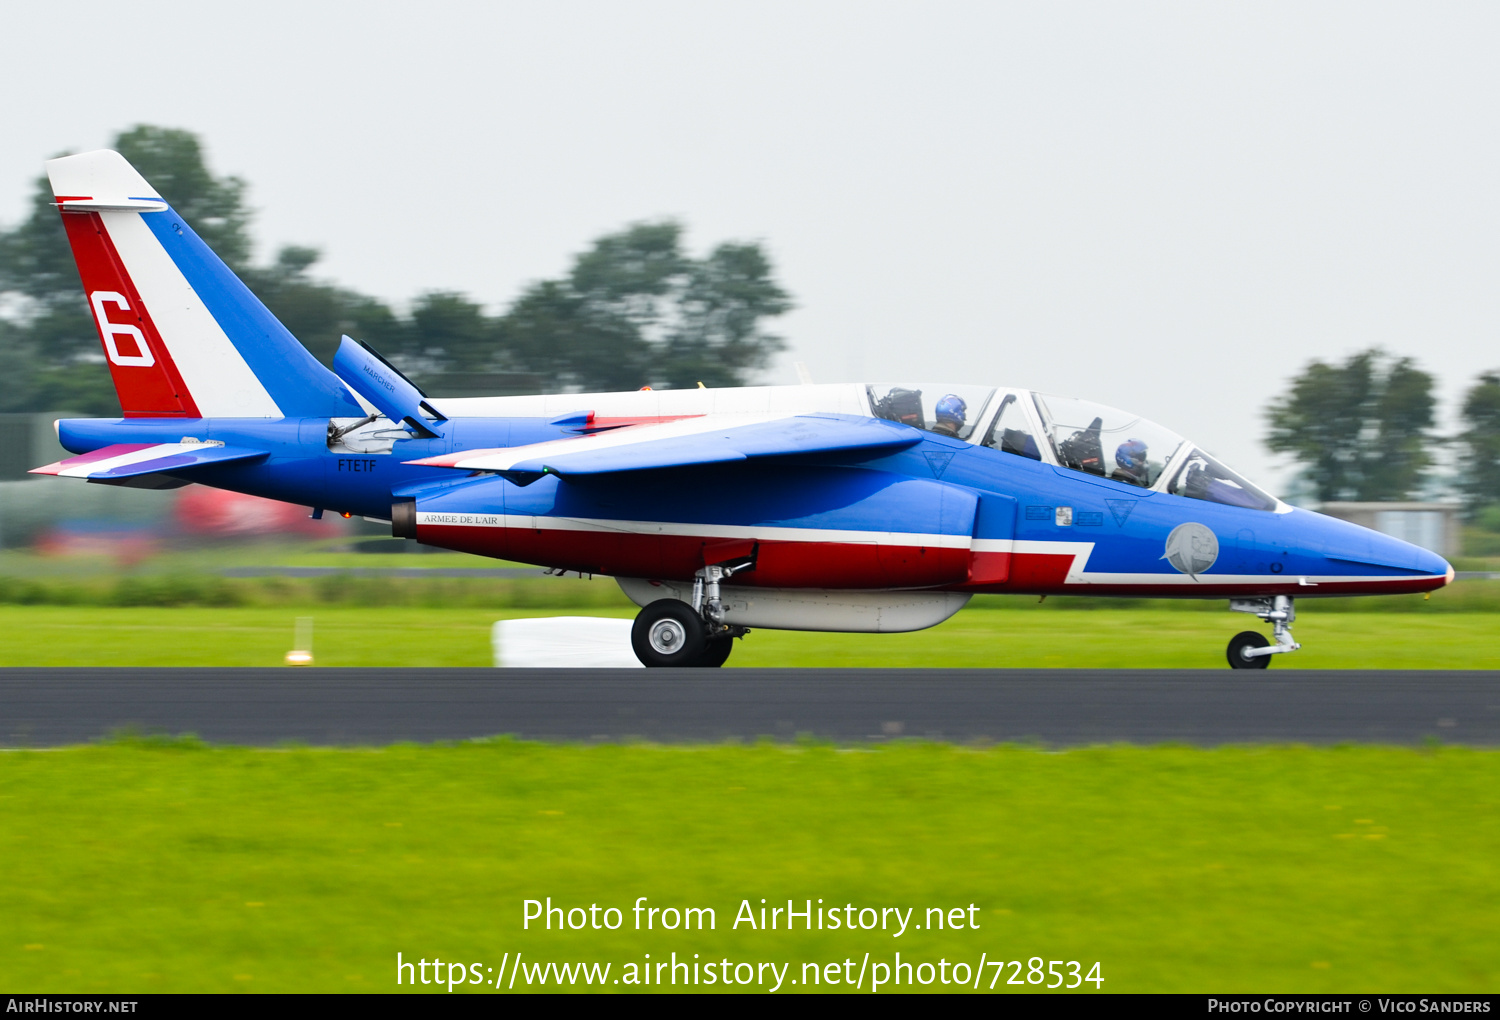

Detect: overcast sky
[3, 1, 1497, 489]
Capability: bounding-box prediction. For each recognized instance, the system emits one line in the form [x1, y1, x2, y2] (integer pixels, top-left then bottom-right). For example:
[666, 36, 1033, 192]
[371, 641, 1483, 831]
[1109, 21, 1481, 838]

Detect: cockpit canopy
[866, 384, 996, 441]
[1032, 393, 1185, 489]
[867, 384, 1279, 512]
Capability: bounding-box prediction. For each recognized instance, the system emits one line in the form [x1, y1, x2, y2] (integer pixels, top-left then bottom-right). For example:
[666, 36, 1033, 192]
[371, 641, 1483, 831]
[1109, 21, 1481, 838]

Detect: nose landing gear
[630, 563, 750, 667]
[1226, 596, 1301, 669]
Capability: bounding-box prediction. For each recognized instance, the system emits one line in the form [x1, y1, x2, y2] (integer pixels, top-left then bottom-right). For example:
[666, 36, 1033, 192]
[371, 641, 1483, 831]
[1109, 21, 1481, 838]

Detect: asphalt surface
[2, 669, 1498, 747]
[220, 566, 547, 578]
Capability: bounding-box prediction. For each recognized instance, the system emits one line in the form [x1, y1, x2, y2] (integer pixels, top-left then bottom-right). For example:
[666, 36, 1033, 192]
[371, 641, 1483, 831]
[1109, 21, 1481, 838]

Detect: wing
[405, 413, 923, 482]
[32, 442, 268, 482]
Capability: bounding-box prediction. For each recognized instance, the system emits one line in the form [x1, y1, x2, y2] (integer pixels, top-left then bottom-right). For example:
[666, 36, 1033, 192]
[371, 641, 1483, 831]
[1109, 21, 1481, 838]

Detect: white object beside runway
[492, 617, 643, 668]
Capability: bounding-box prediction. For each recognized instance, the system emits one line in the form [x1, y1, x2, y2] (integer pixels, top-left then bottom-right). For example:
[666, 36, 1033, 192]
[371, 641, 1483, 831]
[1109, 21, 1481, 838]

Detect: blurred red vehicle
[174, 485, 329, 538]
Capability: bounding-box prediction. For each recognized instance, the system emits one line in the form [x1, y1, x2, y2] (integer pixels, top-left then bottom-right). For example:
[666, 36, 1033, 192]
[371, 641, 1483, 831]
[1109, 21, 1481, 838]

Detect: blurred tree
[240, 245, 405, 367]
[0, 163, 109, 411]
[498, 280, 596, 387]
[490, 222, 789, 391]
[0, 127, 264, 414]
[489, 222, 681, 391]
[407, 292, 498, 374]
[0, 128, 792, 412]
[0, 172, 91, 311]
[0, 126, 403, 412]
[114, 126, 253, 271]
[1457, 371, 1500, 516]
[1265, 349, 1436, 502]
[663, 241, 792, 388]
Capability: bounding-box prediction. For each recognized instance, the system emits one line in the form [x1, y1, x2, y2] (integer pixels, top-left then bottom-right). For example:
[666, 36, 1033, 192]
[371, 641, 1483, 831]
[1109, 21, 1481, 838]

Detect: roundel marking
[1164, 522, 1219, 576]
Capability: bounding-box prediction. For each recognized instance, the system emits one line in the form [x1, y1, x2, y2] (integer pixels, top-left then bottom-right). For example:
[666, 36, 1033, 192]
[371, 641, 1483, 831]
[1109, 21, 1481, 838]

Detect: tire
[631, 599, 708, 667]
[1227, 630, 1271, 669]
[697, 637, 735, 668]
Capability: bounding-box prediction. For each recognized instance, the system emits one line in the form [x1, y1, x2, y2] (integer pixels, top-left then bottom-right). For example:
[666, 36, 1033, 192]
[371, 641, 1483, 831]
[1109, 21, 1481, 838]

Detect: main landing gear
[630, 564, 750, 668]
[1226, 595, 1301, 669]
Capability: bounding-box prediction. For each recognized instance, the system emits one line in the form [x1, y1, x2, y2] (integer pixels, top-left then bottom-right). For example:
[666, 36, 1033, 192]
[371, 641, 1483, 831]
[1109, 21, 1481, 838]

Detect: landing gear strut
[630, 564, 750, 667]
[1226, 596, 1300, 669]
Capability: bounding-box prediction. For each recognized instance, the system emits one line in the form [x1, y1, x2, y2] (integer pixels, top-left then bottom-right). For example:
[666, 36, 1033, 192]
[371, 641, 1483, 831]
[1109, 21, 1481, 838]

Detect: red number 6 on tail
[89, 291, 155, 368]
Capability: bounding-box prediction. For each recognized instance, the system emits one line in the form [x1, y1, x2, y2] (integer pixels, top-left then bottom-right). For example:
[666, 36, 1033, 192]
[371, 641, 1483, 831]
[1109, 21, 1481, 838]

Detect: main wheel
[697, 637, 735, 668]
[632, 599, 708, 667]
[1227, 630, 1271, 669]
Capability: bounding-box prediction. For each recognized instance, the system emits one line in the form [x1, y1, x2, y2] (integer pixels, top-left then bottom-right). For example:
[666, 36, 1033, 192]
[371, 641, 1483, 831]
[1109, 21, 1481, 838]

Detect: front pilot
[1113, 439, 1149, 486]
[932, 394, 968, 438]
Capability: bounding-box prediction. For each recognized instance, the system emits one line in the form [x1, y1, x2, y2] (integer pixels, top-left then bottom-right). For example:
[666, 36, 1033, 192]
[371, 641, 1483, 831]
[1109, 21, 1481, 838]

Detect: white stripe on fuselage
[974, 539, 1098, 581]
[416, 512, 973, 549]
[977, 537, 1438, 586]
[101, 211, 282, 418]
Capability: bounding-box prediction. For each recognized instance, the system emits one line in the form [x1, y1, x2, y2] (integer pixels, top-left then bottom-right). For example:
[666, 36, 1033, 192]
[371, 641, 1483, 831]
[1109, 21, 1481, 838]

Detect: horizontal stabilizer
[48, 150, 168, 212]
[407, 413, 923, 480]
[31, 442, 268, 481]
[332, 336, 445, 437]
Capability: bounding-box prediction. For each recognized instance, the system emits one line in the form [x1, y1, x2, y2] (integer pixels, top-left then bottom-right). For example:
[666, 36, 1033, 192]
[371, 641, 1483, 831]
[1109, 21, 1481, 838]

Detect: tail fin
[46, 150, 363, 419]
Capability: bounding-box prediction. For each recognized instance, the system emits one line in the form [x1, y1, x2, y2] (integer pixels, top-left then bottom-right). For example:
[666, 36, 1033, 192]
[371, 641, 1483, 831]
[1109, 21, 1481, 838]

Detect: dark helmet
[879, 387, 924, 427]
[1115, 439, 1148, 471]
[935, 394, 967, 426]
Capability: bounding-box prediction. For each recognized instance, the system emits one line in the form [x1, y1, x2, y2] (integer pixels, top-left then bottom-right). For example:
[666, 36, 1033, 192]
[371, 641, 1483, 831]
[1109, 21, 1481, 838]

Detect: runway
[2, 669, 1498, 747]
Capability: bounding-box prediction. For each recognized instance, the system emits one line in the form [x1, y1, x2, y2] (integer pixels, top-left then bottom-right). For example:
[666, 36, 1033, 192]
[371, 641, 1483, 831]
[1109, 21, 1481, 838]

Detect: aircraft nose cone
[1386, 535, 1453, 579]
[1313, 510, 1450, 578]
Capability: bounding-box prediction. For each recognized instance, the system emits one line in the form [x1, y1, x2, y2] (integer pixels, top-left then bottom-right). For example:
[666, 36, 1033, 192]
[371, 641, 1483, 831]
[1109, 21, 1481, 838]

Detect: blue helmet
[1116, 439, 1148, 471]
[935, 394, 967, 426]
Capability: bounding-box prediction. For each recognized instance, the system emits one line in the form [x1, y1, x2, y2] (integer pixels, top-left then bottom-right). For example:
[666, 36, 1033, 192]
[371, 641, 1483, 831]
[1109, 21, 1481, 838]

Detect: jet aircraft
[33, 150, 1454, 667]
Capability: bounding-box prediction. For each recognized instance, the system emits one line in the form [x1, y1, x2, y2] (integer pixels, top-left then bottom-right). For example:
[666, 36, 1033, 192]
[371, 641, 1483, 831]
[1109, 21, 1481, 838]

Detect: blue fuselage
[57, 414, 1452, 600]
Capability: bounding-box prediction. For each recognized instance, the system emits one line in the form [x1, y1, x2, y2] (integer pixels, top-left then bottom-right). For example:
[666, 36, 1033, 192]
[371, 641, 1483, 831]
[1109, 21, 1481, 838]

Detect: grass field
[0, 603, 1495, 669]
[1, 740, 1495, 993]
[3, 552, 1495, 994]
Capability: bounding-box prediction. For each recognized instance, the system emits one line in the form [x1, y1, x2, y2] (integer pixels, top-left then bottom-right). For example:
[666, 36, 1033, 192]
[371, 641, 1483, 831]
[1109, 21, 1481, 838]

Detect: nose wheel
[1227, 631, 1271, 669]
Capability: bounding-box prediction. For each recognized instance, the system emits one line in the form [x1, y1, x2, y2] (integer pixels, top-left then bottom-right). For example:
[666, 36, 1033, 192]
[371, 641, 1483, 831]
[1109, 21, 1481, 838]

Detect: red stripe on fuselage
[580, 414, 703, 432]
[416, 523, 970, 589]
